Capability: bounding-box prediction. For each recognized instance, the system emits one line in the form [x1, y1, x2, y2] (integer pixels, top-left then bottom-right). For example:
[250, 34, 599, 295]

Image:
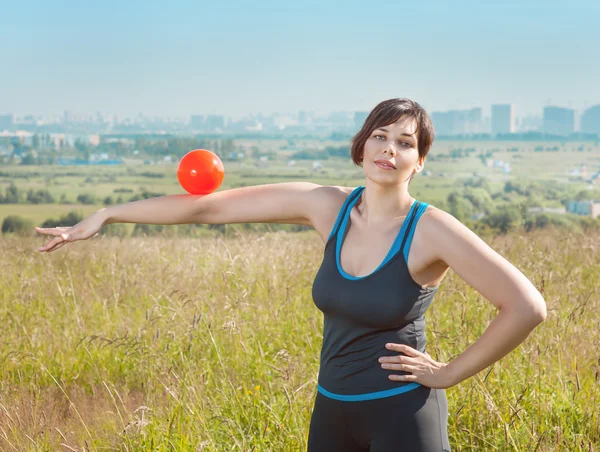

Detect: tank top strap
[400, 201, 430, 262]
[327, 186, 364, 241]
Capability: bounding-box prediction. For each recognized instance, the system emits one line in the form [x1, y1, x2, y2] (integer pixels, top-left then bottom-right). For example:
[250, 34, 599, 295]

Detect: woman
[35, 98, 546, 451]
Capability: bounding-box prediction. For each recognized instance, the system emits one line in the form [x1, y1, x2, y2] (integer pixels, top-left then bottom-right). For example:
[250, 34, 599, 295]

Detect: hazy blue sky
[1, 0, 598, 118]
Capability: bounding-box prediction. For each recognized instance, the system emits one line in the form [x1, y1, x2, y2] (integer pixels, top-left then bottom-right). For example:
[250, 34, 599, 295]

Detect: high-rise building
[491, 104, 515, 135]
[190, 115, 205, 130]
[431, 108, 482, 136]
[543, 106, 575, 136]
[298, 110, 314, 125]
[515, 115, 542, 132]
[205, 115, 225, 131]
[581, 105, 600, 135]
[464, 108, 482, 135]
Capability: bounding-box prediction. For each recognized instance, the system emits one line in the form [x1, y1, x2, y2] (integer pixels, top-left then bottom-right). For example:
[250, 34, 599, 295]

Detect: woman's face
[361, 116, 425, 187]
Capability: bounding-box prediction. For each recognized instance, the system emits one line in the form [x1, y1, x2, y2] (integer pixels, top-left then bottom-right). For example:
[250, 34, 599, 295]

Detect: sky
[1, 0, 599, 119]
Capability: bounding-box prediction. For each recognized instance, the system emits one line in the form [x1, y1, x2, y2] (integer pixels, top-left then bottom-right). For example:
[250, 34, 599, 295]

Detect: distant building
[89, 134, 100, 147]
[90, 152, 109, 162]
[205, 115, 225, 132]
[190, 115, 205, 130]
[491, 104, 515, 135]
[515, 115, 542, 132]
[432, 108, 482, 136]
[566, 200, 600, 218]
[543, 106, 575, 136]
[581, 105, 600, 135]
[298, 110, 314, 125]
[1, 131, 34, 147]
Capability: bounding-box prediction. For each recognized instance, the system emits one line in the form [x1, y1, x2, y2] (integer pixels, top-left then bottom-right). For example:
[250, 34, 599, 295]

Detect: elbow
[525, 295, 547, 325]
[505, 294, 547, 326]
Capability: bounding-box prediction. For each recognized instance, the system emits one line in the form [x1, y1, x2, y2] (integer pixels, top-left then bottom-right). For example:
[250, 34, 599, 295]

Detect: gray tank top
[312, 186, 439, 401]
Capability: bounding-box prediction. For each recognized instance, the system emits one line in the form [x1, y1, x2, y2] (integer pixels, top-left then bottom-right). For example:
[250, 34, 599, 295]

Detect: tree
[20, 153, 37, 165]
[74, 138, 87, 152]
[481, 206, 523, 234]
[76, 193, 97, 205]
[4, 183, 21, 203]
[26, 189, 55, 204]
[447, 192, 474, 222]
[2, 215, 34, 235]
[41, 211, 84, 228]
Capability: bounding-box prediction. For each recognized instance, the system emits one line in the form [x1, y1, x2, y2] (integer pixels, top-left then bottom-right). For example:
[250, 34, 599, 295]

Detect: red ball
[177, 149, 224, 194]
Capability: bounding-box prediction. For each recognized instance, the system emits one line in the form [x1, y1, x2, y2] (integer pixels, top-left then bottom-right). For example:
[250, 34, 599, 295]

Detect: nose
[383, 145, 397, 156]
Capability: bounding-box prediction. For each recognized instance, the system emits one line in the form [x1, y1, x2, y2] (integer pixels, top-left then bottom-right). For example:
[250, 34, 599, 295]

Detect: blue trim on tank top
[317, 383, 422, 401]
[402, 201, 430, 262]
[327, 186, 364, 242]
[335, 186, 419, 280]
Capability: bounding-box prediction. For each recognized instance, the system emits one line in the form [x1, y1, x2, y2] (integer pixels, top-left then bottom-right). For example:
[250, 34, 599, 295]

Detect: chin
[364, 171, 403, 187]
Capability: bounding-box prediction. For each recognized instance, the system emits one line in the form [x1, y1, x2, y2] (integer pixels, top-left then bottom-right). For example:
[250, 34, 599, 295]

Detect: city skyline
[2, 1, 599, 118]
[3, 100, 600, 136]
[1, 101, 597, 122]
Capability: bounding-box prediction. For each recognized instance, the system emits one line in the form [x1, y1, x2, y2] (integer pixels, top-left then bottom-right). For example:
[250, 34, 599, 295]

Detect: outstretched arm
[35, 182, 349, 252]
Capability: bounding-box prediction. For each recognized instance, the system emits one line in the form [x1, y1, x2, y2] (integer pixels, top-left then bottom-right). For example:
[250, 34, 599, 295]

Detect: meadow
[0, 229, 599, 450]
[1, 140, 599, 450]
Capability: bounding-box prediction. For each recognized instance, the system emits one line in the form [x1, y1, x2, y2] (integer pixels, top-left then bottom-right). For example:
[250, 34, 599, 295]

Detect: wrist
[95, 207, 111, 225]
[443, 361, 461, 388]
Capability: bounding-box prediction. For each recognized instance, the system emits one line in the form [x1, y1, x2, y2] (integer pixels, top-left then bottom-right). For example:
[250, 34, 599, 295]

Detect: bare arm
[100, 182, 345, 226]
[36, 182, 350, 252]
[380, 208, 546, 388]
[423, 209, 547, 386]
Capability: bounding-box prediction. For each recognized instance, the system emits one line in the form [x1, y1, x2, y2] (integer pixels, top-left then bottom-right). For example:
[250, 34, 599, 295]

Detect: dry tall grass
[0, 229, 598, 450]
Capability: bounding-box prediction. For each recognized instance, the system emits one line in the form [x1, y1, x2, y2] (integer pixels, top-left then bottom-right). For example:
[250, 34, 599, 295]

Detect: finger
[385, 343, 423, 357]
[38, 236, 66, 252]
[389, 374, 418, 382]
[381, 362, 418, 371]
[380, 356, 419, 367]
[43, 240, 67, 253]
[35, 226, 69, 232]
[379, 355, 419, 364]
[52, 241, 68, 252]
[35, 227, 70, 237]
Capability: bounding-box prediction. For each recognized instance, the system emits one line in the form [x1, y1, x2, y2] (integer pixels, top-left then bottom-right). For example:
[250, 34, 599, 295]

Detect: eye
[374, 134, 385, 140]
[400, 141, 412, 148]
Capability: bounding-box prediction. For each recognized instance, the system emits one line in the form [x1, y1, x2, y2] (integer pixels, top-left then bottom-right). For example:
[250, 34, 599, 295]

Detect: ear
[414, 156, 426, 174]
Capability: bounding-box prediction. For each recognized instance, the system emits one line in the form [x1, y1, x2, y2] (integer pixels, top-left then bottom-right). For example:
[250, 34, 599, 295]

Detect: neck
[356, 180, 414, 226]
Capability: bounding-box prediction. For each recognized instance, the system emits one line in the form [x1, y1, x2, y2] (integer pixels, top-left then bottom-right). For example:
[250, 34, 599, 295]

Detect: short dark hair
[351, 98, 435, 167]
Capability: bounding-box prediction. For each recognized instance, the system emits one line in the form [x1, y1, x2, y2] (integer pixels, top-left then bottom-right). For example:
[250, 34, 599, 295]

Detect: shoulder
[307, 184, 357, 208]
[417, 204, 496, 264]
[306, 185, 359, 242]
[419, 205, 462, 232]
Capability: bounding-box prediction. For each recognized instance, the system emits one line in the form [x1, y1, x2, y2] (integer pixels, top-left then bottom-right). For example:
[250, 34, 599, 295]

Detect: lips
[374, 159, 396, 170]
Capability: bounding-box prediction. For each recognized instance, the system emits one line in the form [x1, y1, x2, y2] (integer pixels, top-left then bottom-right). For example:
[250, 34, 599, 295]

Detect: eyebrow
[375, 127, 416, 139]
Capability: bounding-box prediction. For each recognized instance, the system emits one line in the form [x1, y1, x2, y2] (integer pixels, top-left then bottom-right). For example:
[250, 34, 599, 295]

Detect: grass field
[0, 229, 599, 450]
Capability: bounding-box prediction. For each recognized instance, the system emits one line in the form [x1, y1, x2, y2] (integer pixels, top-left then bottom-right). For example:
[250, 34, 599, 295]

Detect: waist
[317, 352, 422, 400]
[317, 382, 422, 402]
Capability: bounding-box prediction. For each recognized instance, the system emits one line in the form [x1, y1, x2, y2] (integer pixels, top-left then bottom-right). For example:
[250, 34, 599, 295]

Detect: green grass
[0, 230, 599, 450]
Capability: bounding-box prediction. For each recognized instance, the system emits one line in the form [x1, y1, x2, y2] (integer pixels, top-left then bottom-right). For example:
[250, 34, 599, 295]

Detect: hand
[379, 343, 454, 389]
[35, 210, 107, 253]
